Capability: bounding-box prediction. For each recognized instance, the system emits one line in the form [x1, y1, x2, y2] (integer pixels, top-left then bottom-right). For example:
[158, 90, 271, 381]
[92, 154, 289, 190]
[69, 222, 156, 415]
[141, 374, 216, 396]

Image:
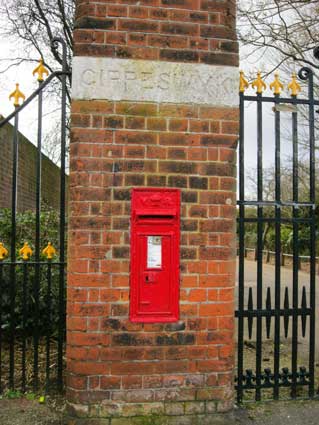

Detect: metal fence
[0, 38, 69, 393]
[240, 247, 319, 273]
[236, 67, 317, 402]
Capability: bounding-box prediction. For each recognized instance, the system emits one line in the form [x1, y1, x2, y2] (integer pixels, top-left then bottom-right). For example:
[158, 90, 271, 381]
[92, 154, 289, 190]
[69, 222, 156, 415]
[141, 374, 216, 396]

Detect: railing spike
[284, 287, 290, 338]
[248, 287, 254, 339]
[270, 72, 284, 95]
[19, 242, 33, 261]
[33, 59, 49, 82]
[251, 71, 267, 94]
[0, 242, 8, 260]
[239, 70, 249, 93]
[266, 287, 271, 339]
[9, 83, 26, 107]
[288, 73, 301, 96]
[42, 242, 57, 260]
[301, 286, 307, 338]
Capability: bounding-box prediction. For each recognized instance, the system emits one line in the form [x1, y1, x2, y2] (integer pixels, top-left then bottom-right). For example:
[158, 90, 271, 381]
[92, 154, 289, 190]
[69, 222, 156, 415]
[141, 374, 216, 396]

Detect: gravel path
[0, 398, 64, 425]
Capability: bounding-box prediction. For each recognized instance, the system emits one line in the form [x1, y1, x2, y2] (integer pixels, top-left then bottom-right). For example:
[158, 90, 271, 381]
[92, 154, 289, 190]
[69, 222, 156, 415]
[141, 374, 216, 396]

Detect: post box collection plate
[130, 188, 180, 323]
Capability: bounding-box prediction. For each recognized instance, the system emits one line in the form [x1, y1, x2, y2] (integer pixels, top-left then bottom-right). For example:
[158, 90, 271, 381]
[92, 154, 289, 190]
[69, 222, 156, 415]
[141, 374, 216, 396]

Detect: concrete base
[66, 413, 238, 425]
[66, 400, 235, 425]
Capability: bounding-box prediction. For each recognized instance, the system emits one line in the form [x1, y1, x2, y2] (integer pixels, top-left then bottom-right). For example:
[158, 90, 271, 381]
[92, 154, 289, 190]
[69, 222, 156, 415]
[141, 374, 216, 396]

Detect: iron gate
[236, 66, 317, 402]
[0, 38, 69, 393]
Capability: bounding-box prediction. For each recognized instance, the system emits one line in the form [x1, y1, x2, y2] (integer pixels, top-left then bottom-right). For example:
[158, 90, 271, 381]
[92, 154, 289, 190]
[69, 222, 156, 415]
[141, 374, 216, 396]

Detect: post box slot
[136, 214, 176, 220]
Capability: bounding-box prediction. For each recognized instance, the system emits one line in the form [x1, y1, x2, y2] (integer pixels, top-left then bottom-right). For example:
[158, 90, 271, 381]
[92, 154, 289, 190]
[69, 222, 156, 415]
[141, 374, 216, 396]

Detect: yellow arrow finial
[288, 73, 301, 97]
[9, 83, 26, 107]
[42, 242, 56, 260]
[251, 71, 267, 94]
[239, 71, 249, 93]
[32, 59, 49, 82]
[270, 72, 284, 95]
[19, 242, 33, 261]
[0, 243, 8, 260]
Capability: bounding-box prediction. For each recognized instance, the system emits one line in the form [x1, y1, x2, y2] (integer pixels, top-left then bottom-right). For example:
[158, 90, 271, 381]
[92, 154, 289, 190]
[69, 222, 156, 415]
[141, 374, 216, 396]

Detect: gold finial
[32, 59, 49, 82]
[288, 73, 301, 97]
[0, 243, 8, 260]
[9, 83, 26, 107]
[42, 242, 56, 260]
[270, 72, 284, 95]
[239, 71, 249, 93]
[252, 71, 267, 94]
[19, 242, 33, 261]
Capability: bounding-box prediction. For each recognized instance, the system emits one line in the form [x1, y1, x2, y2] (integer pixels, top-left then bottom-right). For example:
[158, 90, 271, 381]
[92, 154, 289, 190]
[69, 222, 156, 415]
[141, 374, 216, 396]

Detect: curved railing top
[0, 37, 70, 128]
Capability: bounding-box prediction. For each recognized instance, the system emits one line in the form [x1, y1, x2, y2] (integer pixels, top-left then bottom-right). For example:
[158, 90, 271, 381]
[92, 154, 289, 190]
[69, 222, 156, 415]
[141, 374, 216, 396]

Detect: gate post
[68, 1, 239, 422]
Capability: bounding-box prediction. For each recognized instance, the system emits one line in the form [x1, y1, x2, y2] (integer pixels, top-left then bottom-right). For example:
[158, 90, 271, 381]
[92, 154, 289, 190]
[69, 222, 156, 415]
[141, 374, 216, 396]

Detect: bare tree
[0, 0, 74, 100]
[238, 0, 319, 73]
[0, 0, 74, 163]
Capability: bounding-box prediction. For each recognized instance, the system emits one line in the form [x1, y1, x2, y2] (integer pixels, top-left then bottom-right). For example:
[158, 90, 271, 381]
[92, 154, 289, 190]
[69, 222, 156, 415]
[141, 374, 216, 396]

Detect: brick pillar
[68, 0, 239, 422]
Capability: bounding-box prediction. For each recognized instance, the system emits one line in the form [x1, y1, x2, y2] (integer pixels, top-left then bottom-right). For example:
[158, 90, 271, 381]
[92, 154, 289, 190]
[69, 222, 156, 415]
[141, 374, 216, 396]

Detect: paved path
[235, 400, 319, 425]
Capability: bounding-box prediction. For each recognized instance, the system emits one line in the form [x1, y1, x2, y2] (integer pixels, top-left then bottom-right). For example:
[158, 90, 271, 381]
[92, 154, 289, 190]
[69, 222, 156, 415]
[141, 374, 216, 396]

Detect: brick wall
[68, 0, 239, 423]
[74, 0, 238, 65]
[0, 118, 64, 212]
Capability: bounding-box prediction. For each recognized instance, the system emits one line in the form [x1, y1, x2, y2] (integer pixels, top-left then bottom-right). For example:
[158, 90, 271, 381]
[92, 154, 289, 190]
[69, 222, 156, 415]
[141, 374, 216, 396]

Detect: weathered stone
[67, 403, 89, 418]
[164, 402, 185, 416]
[111, 416, 168, 425]
[205, 401, 217, 414]
[72, 57, 238, 107]
[99, 401, 123, 418]
[216, 399, 234, 413]
[184, 402, 205, 415]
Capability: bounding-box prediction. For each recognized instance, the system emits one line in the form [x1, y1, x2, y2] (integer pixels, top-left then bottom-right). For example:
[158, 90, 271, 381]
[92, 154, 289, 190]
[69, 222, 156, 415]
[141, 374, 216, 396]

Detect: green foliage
[0, 207, 65, 337]
[0, 207, 60, 254]
[3, 389, 23, 399]
[240, 205, 319, 256]
[25, 392, 37, 400]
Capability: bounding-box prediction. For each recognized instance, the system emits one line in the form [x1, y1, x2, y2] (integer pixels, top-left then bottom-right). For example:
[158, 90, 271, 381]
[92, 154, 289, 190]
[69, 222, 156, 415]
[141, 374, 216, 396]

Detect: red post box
[130, 188, 180, 323]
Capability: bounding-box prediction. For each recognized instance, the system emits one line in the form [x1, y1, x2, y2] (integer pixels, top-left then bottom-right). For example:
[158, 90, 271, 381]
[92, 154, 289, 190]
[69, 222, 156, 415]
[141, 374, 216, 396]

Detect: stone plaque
[72, 57, 238, 106]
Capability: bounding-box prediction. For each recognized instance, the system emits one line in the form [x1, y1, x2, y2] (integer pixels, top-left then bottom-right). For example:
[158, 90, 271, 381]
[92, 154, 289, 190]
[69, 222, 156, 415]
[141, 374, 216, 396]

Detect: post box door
[130, 188, 180, 323]
[137, 234, 173, 314]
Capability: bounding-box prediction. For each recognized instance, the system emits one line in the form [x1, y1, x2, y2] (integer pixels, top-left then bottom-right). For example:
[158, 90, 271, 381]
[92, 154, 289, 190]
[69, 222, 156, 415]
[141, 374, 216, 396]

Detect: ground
[1, 398, 319, 425]
[1, 259, 317, 424]
[0, 396, 64, 425]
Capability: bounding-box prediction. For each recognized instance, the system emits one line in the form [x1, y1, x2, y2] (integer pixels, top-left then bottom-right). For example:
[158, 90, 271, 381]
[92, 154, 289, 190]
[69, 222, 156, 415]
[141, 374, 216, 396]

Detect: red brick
[169, 119, 188, 132]
[125, 116, 146, 129]
[100, 376, 121, 389]
[147, 117, 167, 131]
[106, 32, 127, 44]
[222, 120, 239, 135]
[108, 5, 127, 17]
[67, 375, 87, 390]
[118, 19, 159, 33]
[128, 32, 147, 46]
[129, 6, 148, 18]
[148, 34, 188, 49]
[187, 289, 207, 302]
[68, 0, 238, 412]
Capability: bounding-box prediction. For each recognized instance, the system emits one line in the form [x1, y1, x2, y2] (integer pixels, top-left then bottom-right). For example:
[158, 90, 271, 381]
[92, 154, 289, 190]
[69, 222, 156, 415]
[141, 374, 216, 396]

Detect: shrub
[0, 206, 66, 337]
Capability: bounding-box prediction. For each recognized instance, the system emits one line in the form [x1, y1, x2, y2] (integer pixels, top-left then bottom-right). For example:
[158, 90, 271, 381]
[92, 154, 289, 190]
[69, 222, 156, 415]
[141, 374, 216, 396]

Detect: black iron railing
[0, 37, 69, 393]
[236, 67, 317, 402]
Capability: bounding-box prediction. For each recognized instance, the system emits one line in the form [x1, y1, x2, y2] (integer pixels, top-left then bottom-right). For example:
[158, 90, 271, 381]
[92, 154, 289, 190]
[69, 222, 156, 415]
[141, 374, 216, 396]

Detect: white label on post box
[147, 236, 162, 269]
